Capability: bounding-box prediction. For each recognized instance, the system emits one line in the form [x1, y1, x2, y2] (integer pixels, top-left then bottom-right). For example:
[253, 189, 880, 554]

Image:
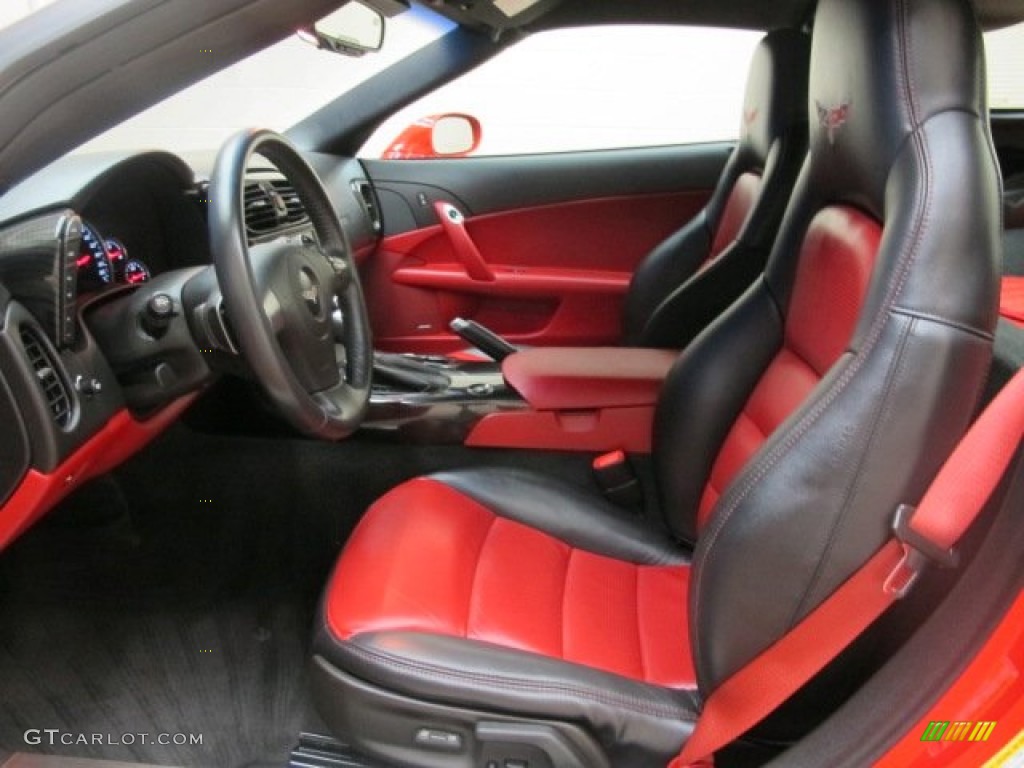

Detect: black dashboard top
[0, 151, 196, 225]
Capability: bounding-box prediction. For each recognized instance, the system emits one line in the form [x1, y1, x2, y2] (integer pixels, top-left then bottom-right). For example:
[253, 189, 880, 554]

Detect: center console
[365, 347, 676, 454]
[366, 352, 521, 443]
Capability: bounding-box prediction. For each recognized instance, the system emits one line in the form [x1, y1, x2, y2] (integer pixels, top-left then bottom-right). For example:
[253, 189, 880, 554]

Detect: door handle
[434, 201, 495, 282]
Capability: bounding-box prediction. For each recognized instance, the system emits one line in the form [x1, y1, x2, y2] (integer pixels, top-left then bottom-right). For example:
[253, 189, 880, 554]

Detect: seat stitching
[732, 409, 764, 441]
[339, 641, 698, 721]
[786, 315, 914, 627]
[891, 306, 995, 340]
[781, 341, 825, 382]
[464, 512, 497, 639]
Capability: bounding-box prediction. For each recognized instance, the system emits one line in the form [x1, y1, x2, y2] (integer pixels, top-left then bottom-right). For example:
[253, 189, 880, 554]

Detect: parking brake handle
[434, 202, 495, 282]
[450, 317, 517, 362]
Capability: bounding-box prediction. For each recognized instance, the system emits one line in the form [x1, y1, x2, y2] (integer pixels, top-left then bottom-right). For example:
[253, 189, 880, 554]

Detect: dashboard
[0, 148, 381, 548]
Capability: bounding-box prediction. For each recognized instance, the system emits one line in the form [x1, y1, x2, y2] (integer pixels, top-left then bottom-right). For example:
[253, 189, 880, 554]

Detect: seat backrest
[652, 0, 1001, 698]
[623, 28, 810, 348]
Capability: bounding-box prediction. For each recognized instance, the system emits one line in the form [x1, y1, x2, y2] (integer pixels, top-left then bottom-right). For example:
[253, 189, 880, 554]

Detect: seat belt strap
[670, 367, 1024, 768]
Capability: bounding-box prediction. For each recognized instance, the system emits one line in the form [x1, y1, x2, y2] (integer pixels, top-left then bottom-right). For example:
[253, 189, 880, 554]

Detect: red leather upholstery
[697, 206, 882, 529]
[326, 477, 695, 688]
[785, 207, 882, 375]
[1001, 276, 1024, 325]
[708, 172, 762, 262]
[501, 347, 677, 410]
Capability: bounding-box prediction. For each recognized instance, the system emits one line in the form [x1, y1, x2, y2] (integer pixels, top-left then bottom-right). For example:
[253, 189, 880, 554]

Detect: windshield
[3, 1, 451, 154]
[88, 5, 450, 153]
[6, 2, 1024, 158]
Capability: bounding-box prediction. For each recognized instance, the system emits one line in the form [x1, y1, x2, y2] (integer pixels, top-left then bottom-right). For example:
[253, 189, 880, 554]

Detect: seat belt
[671, 366, 1024, 768]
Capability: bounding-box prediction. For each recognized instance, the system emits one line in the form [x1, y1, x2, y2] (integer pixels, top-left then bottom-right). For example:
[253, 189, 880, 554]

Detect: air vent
[353, 181, 382, 233]
[244, 178, 309, 237]
[19, 326, 72, 428]
[269, 180, 309, 226]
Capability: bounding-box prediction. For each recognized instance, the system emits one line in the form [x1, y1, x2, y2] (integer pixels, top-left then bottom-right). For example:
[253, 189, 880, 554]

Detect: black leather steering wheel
[208, 129, 372, 440]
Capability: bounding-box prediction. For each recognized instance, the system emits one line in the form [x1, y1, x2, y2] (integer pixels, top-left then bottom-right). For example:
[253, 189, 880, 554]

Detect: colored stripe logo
[921, 720, 997, 742]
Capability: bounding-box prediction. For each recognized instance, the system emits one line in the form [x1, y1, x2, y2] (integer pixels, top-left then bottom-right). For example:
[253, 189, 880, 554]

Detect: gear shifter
[449, 317, 518, 362]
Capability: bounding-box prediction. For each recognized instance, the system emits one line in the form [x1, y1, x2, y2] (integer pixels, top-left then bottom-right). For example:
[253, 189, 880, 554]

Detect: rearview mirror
[299, 2, 385, 57]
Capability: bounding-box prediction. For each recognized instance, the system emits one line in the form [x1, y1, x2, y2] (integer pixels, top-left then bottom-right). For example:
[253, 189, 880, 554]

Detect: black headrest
[737, 27, 811, 166]
[806, 0, 988, 218]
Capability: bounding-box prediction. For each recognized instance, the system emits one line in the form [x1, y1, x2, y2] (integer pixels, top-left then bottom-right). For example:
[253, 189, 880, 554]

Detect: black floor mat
[0, 433, 342, 767]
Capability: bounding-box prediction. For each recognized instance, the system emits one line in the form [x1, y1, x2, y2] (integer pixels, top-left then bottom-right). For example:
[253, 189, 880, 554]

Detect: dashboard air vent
[20, 326, 72, 428]
[269, 180, 309, 226]
[244, 179, 309, 237]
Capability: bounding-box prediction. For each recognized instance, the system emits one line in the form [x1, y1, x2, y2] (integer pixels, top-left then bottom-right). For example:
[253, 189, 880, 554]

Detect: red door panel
[364, 190, 710, 353]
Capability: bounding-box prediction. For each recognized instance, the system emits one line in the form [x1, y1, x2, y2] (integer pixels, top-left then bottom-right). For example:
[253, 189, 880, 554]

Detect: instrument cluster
[77, 222, 151, 292]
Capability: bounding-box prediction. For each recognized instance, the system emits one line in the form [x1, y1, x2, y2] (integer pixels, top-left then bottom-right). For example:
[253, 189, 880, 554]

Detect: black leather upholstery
[655, 282, 784, 545]
[315, 599, 699, 766]
[435, 468, 687, 565]
[623, 27, 810, 348]
[313, 0, 1000, 763]
[681, 0, 1000, 694]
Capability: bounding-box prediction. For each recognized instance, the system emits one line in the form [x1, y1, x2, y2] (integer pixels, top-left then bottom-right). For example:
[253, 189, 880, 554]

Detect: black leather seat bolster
[639, 123, 809, 349]
[313, 629, 699, 766]
[638, 240, 771, 349]
[432, 468, 689, 566]
[622, 212, 715, 345]
[655, 280, 785, 543]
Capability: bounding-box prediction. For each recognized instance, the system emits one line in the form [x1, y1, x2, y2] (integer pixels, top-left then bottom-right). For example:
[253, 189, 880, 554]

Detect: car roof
[418, 0, 1024, 34]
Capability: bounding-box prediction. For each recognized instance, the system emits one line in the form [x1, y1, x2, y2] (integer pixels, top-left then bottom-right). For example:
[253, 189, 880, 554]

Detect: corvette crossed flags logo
[816, 99, 852, 145]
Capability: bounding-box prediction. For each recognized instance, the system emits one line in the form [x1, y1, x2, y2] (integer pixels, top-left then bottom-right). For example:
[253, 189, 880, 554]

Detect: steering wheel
[208, 129, 372, 440]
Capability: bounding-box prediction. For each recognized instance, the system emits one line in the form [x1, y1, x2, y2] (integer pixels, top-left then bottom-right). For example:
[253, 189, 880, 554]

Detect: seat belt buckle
[592, 450, 644, 510]
[885, 504, 960, 598]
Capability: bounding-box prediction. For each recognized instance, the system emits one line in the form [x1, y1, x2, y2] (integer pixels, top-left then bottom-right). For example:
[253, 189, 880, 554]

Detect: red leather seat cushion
[325, 477, 695, 689]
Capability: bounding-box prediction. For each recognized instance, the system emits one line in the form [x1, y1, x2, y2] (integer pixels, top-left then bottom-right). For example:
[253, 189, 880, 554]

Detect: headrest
[737, 28, 811, 165]
[806, 0, 987, 218]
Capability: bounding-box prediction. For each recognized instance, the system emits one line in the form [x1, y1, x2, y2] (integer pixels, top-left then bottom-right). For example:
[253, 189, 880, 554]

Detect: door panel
[360, 144, 732, 352]
[992, 112, 1024, 325]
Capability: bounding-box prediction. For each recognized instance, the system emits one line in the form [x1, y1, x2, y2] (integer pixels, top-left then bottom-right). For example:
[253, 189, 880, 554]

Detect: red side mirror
[381, 113, 482, 159]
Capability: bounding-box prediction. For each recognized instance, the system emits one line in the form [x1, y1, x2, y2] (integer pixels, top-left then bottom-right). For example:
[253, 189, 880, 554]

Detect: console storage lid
[502, 347, 677, 411]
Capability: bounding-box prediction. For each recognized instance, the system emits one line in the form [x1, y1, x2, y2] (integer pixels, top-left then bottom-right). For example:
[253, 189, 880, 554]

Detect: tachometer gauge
[77, 223, 114, 291]
[122, 259, 151, 285]
[105, 237, 127, 272]
[103, 238, 151, 284]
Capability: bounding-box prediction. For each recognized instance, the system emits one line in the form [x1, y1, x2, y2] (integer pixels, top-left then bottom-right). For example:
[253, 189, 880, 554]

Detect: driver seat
[312, 0, 1000, 765]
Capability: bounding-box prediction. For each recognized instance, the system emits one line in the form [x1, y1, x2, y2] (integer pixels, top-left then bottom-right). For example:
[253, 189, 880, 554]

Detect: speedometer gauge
[77, 223, 113, 291]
